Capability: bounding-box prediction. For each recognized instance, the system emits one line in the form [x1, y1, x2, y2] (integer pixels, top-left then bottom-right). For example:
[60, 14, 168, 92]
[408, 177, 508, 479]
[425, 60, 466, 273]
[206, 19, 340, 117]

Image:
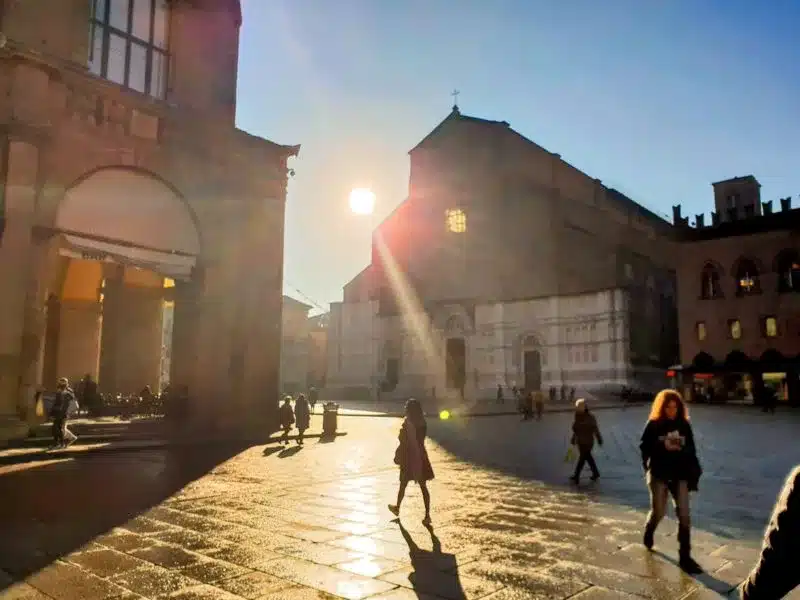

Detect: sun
[349, 188, 376, 215]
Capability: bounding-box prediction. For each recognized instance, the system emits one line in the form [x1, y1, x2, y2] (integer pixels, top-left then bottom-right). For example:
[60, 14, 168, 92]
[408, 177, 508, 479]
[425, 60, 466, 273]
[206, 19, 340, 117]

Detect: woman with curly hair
[640, 389, 703, 574]
[389, 398, 434, 524]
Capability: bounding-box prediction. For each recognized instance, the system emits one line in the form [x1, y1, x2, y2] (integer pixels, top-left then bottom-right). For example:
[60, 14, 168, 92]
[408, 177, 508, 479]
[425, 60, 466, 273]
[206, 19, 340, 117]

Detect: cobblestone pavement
[1, 406, 799, 600]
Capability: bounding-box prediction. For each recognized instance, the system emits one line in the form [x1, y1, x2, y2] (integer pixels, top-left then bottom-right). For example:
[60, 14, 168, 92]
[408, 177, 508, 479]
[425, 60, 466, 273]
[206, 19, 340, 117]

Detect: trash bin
[322, 402, 339, 435]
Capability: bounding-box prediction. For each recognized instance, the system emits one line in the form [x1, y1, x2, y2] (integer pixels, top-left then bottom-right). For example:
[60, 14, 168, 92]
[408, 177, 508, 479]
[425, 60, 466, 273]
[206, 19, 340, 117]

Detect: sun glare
[349, 188, 376, 215]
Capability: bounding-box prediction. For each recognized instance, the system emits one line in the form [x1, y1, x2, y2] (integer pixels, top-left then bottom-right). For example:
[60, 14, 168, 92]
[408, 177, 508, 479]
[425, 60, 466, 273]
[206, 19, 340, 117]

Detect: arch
[774, 249, 800, 293]
[731, 256, 762, 296]
[444, 315, 464, 335]
[521, 334, 541, 349]
[724, 350, 752, 369]
[56, 167, 201, 279]
[700, 262, 723, 299]
[692, 352, 715, 370]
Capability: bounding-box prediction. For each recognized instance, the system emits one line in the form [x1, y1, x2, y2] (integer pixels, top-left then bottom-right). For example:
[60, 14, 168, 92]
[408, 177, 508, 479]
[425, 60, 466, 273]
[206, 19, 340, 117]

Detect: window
[696, 322, 706, 341]
[762, 316, 778, 338]
[445, 208, 466, 233]
[89, 0, 170, 98]
[734, 259, 761, 296]
[700, 264, 723, 299]
[624, 263, 634, 280]
[728, 319, 742, 340]
[726, 193, 740, 209]
[776, 250, 800, 294]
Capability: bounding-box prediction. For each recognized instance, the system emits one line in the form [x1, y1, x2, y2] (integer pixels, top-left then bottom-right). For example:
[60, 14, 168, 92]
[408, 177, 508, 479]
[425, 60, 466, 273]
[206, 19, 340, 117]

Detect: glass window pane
[149, 49, 167, 98]
[128, 42, 147, 92]
[153, 0, 168, 49]
[107, 33, 127, 85]
[88, 24, 104, 75]
[109, 0, 130, 31]
[92, 0, 108, 22]
[132, 0, 152, 41]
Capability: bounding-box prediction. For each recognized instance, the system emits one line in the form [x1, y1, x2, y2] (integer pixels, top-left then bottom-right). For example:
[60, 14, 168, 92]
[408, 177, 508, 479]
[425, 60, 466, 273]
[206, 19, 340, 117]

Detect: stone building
[0, 0, 298, 441]
[672, 176, 800, 405]
[280, 296, 312, 394]
[326, 106, 679, 402]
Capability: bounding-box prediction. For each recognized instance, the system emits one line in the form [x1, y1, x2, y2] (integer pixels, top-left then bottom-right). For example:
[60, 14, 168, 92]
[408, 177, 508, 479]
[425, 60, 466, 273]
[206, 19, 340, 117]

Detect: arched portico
[27, 167, 203, 417]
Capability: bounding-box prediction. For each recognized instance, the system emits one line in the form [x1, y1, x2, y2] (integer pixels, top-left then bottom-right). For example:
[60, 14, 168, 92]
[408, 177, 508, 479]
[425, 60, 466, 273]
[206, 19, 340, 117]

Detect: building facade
[673, 176, 800, 404]
[280, 296, 312, 394]
[0, 0, 298, 441]
[326, 106, 679, 402]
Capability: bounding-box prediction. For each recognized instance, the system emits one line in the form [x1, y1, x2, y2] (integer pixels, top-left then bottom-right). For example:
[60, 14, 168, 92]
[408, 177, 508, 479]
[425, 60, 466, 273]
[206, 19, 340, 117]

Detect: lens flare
[439, 410, 451, 420]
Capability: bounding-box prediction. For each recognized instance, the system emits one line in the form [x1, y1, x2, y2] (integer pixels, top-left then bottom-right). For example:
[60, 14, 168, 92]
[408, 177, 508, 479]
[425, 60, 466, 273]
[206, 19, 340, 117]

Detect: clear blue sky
[235, 0, 800, 313]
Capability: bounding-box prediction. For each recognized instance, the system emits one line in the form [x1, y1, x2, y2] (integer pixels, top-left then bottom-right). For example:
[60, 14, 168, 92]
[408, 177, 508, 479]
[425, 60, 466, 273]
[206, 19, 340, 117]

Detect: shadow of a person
[396, 520, 466, 600]
[278, 445, 303, 458]
[649, 550, 736, 597]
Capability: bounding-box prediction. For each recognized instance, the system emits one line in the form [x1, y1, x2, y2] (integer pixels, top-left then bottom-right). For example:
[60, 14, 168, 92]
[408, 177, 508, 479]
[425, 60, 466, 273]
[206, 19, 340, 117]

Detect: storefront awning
[59, 234, 196, 280]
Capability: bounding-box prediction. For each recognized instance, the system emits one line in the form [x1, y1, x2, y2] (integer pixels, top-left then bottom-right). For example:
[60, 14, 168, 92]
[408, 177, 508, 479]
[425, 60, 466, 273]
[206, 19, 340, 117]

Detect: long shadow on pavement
[396, 520, 466, 600]
[0, 443, 245, 591]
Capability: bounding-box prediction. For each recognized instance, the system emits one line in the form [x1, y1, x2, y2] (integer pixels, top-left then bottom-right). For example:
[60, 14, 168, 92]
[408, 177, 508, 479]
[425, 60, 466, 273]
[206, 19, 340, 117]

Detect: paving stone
[110, 565, 198, 597]
[379, 566, 504, 600]
[257, 556, 395, 600]
[26, 560, 128, 600]
[570, 586, 644, 599]
[214, 571, 293, 599]
[330, 536, 411, 562]
[97, 531, 157, 554]
[0, 582, 53, 600]
[161, 584, 244, 600]
[129, 544, 203, 569]
[334, 555, 403, 578]
[177, 559, 251, 584]
[65, 548, 149, 578]
[204, 545, 281, 568]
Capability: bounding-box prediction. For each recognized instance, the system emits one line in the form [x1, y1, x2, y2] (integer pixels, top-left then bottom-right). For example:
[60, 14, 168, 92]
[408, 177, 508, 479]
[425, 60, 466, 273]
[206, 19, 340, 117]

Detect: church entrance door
[446, 338, 466, 397]
[524, 350, 542, 391]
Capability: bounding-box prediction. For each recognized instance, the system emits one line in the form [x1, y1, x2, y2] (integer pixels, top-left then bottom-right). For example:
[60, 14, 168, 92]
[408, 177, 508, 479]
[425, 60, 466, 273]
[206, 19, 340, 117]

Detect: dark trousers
[52, 417, 65, 446]
[573, 447, 599, 478]
[280, 426, 291, 444]
[297, 427, 306, 444]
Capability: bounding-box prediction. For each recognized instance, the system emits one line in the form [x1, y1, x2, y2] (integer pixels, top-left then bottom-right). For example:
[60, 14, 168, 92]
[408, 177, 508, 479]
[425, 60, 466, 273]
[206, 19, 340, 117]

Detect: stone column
[0, 137, 41, 441]
[170, 269, 202, 399]
[98, 266, 123, 394]
[56, 298, 102, 383]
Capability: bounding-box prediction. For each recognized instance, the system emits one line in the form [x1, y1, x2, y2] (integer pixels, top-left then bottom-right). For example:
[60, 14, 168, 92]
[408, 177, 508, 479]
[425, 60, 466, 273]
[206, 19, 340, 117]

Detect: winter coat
[294, 397, 311, 430]
[740, 466, 800, 599]
[396, 418, 434, 483]
[640, 418, 701, 489]
[279, 403, 295, 429]
[571, 412, 602, 450]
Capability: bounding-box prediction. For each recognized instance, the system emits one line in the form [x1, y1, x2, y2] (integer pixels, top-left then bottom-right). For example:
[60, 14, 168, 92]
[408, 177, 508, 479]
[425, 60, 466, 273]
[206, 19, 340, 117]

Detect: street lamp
[348, 188, 378, 403]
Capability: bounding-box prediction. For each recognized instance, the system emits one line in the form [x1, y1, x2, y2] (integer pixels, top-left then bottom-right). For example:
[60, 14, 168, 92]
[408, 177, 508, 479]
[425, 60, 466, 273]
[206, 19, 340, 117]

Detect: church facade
[326, 107, 678, 402]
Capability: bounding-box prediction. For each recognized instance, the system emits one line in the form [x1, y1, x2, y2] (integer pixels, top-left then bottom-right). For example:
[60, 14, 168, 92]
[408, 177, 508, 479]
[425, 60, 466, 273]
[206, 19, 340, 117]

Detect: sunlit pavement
[1, 407, 799, 600]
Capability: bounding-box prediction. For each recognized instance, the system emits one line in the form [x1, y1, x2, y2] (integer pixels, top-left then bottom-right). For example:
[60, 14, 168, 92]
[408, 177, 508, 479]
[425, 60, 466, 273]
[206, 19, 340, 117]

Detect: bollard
[322, 402, 339, 436]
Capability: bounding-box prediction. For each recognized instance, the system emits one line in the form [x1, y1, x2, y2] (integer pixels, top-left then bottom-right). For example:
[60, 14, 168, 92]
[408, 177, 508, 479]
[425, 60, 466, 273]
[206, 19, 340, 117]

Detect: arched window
[445, 208, 466, 233]
[734, 258, 761, 296]
[775, 250, 800, 293]
[700, 264, 722, 299]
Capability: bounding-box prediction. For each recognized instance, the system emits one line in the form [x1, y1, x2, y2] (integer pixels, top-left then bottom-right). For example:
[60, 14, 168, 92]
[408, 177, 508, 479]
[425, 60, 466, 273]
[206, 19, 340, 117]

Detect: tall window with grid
[88, 0, 170, 99]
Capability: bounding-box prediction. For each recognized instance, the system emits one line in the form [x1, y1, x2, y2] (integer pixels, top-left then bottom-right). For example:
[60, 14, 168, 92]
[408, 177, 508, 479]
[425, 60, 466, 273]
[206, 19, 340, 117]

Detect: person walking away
[279, 396, 295, 445]
[738, 465, 800, 599]
[570, 399, 602, 483]
[640, 389, 703, 574]
[294, 393, 311, 445]
[534, 389, 545, 421]
[309, 387, 319, 412]
[496, 384, 504, 405]
[389, 398, 435, 524]
[51, 377, 78, 448]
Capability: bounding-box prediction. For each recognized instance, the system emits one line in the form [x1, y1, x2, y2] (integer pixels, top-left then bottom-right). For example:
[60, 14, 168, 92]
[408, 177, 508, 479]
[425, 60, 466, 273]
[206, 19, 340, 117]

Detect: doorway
[524, 350, 542, 391]
[446, 338, 466, 395]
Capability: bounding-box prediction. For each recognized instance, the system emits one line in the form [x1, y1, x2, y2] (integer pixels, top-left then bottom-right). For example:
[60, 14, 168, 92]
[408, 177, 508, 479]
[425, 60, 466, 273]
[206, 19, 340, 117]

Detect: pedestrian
[294, 393, 310, 445]
[279, 395, 295, 445]
[389, 398, 434, 524]
[569, 399, 602, 483]
[534, 388, 545, 421]
[640, 389, 703, 574]
[496, 384, 504, 405]
[309, 386, 319, 412]
[738, 465, 800, 599]
[50, 377, 78, 448]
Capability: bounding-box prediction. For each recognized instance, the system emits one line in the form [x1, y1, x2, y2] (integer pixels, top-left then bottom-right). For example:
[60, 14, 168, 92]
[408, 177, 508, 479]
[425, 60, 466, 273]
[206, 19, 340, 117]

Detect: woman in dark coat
[570, 398, 603, 483]
[294, 393, 311, 445]
[640, 389, 703, 574]
[389, 398, 434, 524]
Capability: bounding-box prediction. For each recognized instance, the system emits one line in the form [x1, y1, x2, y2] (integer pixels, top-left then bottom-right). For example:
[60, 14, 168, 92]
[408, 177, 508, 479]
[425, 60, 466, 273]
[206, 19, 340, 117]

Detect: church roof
[409, 106, 509, 154]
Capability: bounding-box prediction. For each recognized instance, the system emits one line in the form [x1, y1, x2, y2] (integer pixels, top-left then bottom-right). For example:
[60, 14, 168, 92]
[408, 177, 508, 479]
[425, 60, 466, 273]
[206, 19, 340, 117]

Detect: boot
[643, 522, 655, 550]
[678, 526, 702, 574]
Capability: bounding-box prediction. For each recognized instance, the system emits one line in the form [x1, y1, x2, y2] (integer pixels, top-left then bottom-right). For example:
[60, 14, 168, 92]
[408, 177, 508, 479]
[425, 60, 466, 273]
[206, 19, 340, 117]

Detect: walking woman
[389, 398, 434, 524]
[294, 393, 311, 445]
[570, 399, 603, 483]
[640, 389, 703, 574]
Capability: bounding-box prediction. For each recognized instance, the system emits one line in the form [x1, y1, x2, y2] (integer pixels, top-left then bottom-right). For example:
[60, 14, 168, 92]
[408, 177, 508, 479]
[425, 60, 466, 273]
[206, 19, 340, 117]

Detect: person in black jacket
[640, 389, 703, 574]
[739, 465, 800, 599]
[570, 399, 603, 483]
